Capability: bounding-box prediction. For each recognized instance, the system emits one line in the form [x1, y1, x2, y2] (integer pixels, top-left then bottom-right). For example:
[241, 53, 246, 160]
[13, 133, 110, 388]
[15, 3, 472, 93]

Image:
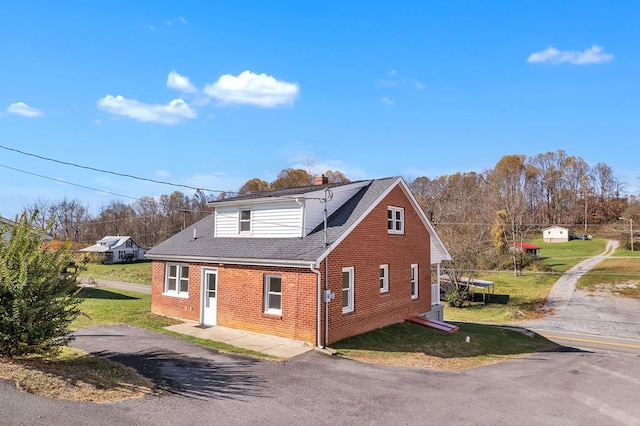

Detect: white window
[410, 263, 418, 299]
[342, 267, 354, 313]
[387, 207, 404, 234]
[379, 264, 389, 293]
[264, 274, 282, 315]
[165, 263, 189, 297]
[239, 209, 252, 233]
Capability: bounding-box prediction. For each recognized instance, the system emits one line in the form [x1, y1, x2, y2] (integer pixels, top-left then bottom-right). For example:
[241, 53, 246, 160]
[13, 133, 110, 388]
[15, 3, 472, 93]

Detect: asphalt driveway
[1, 324, 639, 425]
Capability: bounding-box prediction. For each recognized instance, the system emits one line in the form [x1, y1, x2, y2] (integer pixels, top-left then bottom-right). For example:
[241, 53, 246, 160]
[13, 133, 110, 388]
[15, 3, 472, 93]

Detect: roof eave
[145, 253, 315, 269]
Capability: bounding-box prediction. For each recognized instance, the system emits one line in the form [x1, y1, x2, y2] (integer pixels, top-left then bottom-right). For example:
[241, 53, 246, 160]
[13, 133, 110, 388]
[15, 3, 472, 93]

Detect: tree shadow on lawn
[78, 287, 139, 300]
[331, 322, 582, 359]
[91, 349, 268, 401]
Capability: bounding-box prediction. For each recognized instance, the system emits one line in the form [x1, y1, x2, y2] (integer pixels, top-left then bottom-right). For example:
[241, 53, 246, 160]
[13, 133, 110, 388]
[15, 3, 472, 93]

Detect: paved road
[1, 324, 639, 425]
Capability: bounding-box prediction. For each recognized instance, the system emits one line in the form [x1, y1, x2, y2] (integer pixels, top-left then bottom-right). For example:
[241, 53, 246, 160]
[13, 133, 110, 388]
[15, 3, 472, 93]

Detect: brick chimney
[314, 174, 329, 185]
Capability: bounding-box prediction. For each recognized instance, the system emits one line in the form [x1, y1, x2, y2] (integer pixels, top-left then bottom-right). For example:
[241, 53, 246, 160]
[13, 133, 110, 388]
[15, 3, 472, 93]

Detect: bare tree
[50, 197, 90, 242]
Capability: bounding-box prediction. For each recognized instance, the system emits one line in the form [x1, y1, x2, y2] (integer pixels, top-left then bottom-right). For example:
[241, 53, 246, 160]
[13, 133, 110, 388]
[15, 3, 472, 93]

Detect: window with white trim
[342, 267, 354, 313]
[410, 263, 418, 299]
[239, 209, 252, 233]
[379, 264, 389, 293]
[264, 274, 282, 315]
[387, 207, 404, 234]
[165, 263, 189, 297]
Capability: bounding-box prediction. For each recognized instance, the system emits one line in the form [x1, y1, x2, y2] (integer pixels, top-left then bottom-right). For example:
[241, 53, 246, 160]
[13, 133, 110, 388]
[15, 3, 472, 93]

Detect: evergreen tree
[0, 212, 82, 358]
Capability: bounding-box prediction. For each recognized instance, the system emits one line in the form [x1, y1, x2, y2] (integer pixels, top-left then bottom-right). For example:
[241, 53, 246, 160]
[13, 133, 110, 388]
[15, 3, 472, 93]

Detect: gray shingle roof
[147, 177, 399, 265]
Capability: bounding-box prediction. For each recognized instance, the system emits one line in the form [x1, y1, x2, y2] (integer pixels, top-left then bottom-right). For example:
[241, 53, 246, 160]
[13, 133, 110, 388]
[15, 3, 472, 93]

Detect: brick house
[146, 176, 451, 347]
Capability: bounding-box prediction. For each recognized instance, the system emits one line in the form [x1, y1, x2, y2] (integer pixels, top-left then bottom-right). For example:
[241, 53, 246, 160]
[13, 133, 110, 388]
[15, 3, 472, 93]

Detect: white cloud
[389, 69, 397, 76]
[97, 95, 196, 124]
[203, 70, 300, 107]
[165, 17, 188, 26]
[155, 170, 171, 177]
[415, 81, 425, 90]
[381, 96, 394, 106]
[527, 45, 613, 65]
[7, 102, 44, 117]
[167, 71, 197, 93]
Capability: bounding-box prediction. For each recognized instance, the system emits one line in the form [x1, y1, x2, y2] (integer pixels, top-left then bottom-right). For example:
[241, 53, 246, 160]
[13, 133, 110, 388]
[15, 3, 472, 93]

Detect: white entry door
[201, 268, 218, 326]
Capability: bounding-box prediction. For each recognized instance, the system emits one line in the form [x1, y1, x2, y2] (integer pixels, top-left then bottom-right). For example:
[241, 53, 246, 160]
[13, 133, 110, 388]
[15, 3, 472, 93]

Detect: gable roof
[80, 236, 145, 253]
[147, 177, 451, 267]
[542, 225, 569, 232]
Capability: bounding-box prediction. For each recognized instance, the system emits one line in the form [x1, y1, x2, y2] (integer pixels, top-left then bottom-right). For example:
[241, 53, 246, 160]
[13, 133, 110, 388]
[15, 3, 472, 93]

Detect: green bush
[0, 213, 82, 358]
[443, 286, 468, 308]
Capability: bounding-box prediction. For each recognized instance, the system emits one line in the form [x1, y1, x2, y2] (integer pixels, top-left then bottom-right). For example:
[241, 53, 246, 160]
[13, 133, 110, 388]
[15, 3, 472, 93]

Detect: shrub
[443, 286, 468, 308]
[0, 213, 82, 358]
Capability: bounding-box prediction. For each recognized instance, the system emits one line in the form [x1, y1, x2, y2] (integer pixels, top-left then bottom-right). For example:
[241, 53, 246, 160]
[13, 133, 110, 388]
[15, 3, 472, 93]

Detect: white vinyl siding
[410, 263, 418, 299]
[164, 263, 189, 298]
[342, 267, 354, 313]
[380, 264, 389, 293]
[215, 203, 303, 238]
[214, 208, 239, 237]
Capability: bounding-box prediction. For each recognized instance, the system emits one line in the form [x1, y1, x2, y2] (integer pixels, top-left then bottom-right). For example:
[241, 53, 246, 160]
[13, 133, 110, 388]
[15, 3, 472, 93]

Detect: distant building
[508, 242, 541, 257]
[80, 236, 147, 263]
[542, 226, 572, 243]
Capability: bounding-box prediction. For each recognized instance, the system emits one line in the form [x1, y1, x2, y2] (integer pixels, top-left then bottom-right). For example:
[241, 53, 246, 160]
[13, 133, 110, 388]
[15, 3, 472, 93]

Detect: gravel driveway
[521, 240, 640, 340]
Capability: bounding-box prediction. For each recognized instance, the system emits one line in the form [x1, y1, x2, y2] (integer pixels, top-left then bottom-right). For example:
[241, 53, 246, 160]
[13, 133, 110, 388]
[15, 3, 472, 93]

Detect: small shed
[508, 242, 541, 258]
[542, 226, 572, 243]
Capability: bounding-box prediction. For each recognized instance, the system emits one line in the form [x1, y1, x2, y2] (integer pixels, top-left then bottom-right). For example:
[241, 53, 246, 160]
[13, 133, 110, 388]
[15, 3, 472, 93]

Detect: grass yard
[333, 322, 559, 370]
[78, 261, 152, 285]
[577, 256, 640, 298]
[444, 238, 608, 323]
[73, 287, 269, 358]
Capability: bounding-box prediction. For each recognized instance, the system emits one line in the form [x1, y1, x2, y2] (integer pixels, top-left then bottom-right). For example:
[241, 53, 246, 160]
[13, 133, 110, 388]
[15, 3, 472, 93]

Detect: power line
[0, 143, 229, 194]
[0, 163, 139, 200]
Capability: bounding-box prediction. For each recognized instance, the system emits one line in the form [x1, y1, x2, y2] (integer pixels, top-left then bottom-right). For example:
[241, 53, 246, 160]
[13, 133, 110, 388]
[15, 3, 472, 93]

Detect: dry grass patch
[0, 347, 154, 403]
[335, 350, 532, 370]
[577, 257, 640, 299]
[332, 322, 558, 371]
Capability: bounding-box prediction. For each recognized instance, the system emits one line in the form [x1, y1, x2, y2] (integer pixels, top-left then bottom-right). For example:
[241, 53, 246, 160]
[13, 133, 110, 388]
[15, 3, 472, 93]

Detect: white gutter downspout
[310, 263, 323, 349]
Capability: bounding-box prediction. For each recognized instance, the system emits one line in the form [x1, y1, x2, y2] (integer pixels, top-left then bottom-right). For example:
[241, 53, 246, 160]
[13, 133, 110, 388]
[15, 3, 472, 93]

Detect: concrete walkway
[165, 322, 313, 359]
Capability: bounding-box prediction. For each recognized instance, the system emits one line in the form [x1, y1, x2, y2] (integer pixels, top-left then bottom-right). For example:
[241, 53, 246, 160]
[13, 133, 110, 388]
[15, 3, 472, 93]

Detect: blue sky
[1, 1, 638, 218]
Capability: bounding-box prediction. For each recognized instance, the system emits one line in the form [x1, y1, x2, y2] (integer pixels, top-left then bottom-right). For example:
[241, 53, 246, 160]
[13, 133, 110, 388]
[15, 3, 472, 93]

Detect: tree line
[15, 151, 638, 254]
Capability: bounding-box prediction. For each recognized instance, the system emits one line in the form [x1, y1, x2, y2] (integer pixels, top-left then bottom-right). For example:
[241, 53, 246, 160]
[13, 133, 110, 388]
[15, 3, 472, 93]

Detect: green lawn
[78, 262, 152, 285]
[333, 321, 558, 370]
[73, 287, 271, 358]
[577, 256, 640, 298]
[444, 238, 608, 323]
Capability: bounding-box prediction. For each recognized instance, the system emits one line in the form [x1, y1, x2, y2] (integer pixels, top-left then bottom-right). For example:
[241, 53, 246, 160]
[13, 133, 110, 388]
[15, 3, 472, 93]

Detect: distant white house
[80, 236, 147, 263]
[542, 226, 573, 243]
